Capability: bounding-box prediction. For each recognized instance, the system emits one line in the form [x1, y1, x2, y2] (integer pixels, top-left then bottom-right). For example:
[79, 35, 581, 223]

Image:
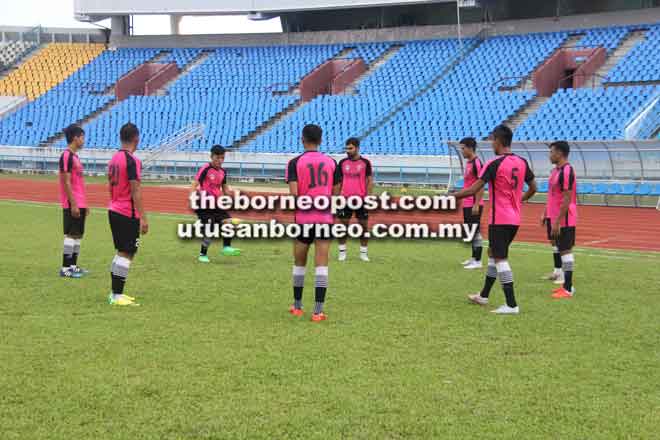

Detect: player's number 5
[511, 167, 519, 189]
[306, 163, 329, 189]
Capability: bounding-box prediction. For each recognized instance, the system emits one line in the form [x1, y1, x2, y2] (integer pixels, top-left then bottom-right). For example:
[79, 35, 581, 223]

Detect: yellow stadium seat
[0, 43, 104, 101]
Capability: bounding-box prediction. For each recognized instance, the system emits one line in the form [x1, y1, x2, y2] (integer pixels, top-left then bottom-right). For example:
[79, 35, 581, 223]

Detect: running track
[1, 178, 658, 252]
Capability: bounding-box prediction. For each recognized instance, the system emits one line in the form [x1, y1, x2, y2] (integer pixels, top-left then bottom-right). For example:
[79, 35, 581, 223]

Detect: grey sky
[1, 0, 283, 34]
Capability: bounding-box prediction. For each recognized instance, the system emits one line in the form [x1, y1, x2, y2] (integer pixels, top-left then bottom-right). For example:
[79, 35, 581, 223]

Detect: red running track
[1, 178, 658, 252]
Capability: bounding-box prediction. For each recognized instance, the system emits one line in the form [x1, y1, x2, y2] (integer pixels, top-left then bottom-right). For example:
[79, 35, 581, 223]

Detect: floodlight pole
[456, 1, 463, 50]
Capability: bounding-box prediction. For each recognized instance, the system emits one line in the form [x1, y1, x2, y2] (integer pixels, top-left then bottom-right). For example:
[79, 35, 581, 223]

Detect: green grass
[1, 200, 659, 439]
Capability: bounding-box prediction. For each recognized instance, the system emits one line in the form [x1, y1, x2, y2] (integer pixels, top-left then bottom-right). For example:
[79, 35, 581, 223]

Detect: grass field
[1, 200, 659, 439]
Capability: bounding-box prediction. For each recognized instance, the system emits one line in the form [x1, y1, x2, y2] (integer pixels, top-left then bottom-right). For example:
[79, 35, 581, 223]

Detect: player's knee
[118, 251, 134, 261]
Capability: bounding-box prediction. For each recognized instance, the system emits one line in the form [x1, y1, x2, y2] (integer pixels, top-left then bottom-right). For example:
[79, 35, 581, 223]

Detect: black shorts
[109, 210, 140, 255]
[336, 207, 369, 221]
[63, 208, 87, 237]
[197, 208, 231, 224]
[295, 224, 333, 245]
[545, 220, 576, 252]
[488, 225, 519, 259]
[463, 206, 483, 233]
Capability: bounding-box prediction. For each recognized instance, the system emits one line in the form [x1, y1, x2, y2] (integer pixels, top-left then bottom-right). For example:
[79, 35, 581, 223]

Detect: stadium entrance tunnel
[115, 63, 179, 101]
[299, 58, 366, 101]
[533, 48, 606, 96]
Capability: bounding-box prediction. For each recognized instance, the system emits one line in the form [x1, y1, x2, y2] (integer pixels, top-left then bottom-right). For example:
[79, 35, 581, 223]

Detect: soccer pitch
[1, 200, 659, 439]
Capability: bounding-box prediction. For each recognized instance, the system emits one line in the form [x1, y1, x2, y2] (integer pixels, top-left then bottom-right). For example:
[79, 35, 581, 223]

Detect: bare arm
[366, 176, 374, 195]
[61, 172, 80, 217]
[130, 180, 148, 234]
[553, 190, 571, 228]
[473, 186, 484, 206]
[332, 183, 341, 196]
[522, 179, 537, 202]
[452, 179, 485, 200]
[191, 180, 199, 192]
[222, 183, 235, 197]
[289, 181, 298, 196]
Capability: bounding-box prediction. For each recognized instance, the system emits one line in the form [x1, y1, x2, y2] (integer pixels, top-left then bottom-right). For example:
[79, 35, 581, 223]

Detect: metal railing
[141, 123, 206, 169]
[556, 71, 608, 90]
[0, 153, 452, 187]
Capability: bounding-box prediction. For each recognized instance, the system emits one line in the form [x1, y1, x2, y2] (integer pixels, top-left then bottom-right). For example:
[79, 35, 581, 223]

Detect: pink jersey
[108, 149, 142, 219]
[58, 149, 87, 209]
[286, 151, 341, 224]
[195, 163, 227, 198]
[339, 156, 372, 198]
[479, 153, 535, 226]
[546, 163, 577, 227]
[462, 157, 484, 209]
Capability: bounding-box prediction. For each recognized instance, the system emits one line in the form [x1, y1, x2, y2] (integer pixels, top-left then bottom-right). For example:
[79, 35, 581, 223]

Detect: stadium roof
[74, 0, 456, 20]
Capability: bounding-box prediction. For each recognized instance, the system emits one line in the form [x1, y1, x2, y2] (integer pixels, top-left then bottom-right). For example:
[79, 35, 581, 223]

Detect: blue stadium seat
[621, 183, 637, 195]
[635, 183, 652, 195]
[605, 183, 623, 195]
[594, 183, 608, 194]
[577, 182, 593, 194]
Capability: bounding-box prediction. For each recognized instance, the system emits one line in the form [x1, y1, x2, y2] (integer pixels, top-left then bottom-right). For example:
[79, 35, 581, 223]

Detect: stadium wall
[111, 7, 660, 48]
[0, 26, 107, 44]
[0, 146, 451, 168]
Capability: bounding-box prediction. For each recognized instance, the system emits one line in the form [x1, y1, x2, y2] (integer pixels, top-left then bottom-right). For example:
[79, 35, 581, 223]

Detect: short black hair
[345, 137, 360, 148]
[491, 125, 513, 147]
[549, 140, 570, 157]
[459, 137, 477, 150]
[302, 124, 322, 145]
[64, 124, 84, 144]
[211, 145, 226, 155]
[120, 123, 139, 144]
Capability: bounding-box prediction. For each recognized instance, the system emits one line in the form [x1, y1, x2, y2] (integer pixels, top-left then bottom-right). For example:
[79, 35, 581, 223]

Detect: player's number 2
[306, 163, 328, 189]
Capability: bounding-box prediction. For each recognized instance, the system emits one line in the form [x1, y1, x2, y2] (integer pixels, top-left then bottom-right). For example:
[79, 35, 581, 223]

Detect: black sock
[110, 256, 130, 296]
[481, 259, 497, 298]
[71, 252, 79, 267]
[562, 253, 574, 291]
[200, 238, 210, 256]
[223, 237, 231, 248]
[564, 271, 573, 291]
[497, 261, 517, 308]
[314, 267, 328, 314]
[502, 282, 517, 308]
[292, 266, 305, 309]
[553, 251, 562, 271]
[293, 287, 303, 309]
[63, 254, 73, 268]
[314, 287, 326, 314]
[472, 246, 483, 261]
[111, 273, 125, 295]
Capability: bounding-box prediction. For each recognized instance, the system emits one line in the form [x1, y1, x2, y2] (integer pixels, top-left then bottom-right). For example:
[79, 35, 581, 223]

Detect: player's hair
[491, 125, 513, 147]
[64, 124, 84, 144]
[302, 124, 322, 145]
[459, 137, 477, 150]
[211, 145, 226, 155]
[345, 137, 360, 148]
[549, 140, 570, 157]
[120, 123, 140, 144]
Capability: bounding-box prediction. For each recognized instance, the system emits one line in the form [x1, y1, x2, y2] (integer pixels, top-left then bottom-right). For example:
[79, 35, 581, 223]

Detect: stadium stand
[246, 39, 461, 154]
[0, 43, 105, 100]
[0, 24, 659, 154]
[0, 40, 37, 71]
[607, 24, 660, 83]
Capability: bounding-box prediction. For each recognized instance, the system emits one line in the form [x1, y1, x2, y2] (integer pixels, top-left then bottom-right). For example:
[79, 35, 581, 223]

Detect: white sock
[360, 246, 368, 253]
[338, 244, 347, 252]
